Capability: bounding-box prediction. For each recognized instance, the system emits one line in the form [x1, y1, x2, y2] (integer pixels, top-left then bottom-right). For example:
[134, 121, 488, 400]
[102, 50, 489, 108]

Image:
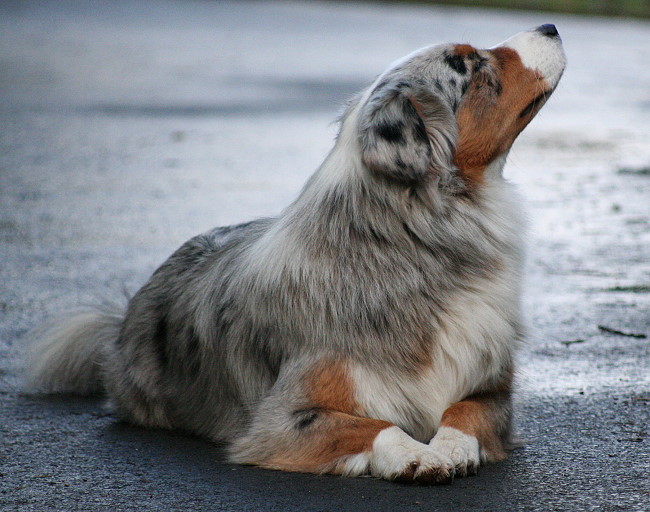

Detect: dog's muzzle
[493, 24, 567, 89]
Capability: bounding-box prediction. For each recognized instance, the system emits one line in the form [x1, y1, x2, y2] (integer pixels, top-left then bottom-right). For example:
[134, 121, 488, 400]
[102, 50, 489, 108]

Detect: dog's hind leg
[228, 358, 456, 483]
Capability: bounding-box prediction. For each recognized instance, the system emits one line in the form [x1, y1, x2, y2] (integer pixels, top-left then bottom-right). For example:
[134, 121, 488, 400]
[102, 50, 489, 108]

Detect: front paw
[429, 426, 480, 477]
[370, 426, 455, 484]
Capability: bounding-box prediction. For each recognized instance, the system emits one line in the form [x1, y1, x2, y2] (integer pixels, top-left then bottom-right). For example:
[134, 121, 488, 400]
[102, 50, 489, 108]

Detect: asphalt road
[1, 1, 649, 511]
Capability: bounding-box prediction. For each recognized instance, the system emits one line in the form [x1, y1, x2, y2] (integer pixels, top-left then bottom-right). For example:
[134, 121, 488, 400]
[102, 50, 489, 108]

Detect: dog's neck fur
[282, 103, 518, 256]
[238, 107, 525, 374]
[241, 106, 525, 340]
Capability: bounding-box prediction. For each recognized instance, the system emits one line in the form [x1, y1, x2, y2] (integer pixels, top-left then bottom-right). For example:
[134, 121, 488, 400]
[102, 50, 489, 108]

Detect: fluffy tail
[25, 304, 124, 395]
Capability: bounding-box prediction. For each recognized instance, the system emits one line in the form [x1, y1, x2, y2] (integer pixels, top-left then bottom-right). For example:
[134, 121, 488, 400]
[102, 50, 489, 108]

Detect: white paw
[429, 426, 480, 477]
[369, 426, 455, 484]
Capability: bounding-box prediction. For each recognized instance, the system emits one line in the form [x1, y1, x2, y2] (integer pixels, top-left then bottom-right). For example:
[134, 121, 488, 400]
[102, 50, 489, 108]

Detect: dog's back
[28, 219, 277, 436]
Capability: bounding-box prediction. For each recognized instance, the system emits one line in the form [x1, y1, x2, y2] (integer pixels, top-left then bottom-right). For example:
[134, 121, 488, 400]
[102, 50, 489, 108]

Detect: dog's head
[357, 25, 566, 190]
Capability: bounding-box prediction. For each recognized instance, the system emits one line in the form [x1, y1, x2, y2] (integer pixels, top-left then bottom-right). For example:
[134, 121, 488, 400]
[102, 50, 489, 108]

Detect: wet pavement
[1, 1, 649, 510]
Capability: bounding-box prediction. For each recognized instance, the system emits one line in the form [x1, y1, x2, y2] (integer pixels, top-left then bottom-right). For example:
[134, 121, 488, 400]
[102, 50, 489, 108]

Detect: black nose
[537, 24, 559, 38]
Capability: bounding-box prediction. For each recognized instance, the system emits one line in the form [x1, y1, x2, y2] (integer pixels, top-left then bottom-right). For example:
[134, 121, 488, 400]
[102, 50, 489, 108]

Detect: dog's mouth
[519, 91, 547, 118]
[518, 86, 555, 119]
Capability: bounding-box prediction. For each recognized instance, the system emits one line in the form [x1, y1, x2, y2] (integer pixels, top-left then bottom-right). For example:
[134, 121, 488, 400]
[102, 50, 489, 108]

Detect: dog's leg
[229, 359, 456, 483]
[429, 389, 513, 476]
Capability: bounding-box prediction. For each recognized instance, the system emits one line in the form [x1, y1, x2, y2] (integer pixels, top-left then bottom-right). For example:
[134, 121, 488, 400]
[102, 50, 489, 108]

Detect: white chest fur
[352, 251, 522, 443]
[351, 175, 525, 442]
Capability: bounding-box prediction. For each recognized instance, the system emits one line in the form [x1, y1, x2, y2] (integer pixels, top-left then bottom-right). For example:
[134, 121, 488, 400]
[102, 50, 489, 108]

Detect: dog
[27, 25, 565, 484]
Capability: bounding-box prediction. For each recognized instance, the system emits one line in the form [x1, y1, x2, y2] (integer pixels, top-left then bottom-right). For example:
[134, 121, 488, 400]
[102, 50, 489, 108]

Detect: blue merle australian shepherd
[28, 26, 565, 484]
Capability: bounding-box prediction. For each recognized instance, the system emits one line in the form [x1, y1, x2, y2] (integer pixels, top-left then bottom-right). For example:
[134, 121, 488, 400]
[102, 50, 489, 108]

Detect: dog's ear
[358, 82, 456, 185]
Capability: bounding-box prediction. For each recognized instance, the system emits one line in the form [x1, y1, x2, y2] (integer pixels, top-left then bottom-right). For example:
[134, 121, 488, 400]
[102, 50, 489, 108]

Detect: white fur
[340, 427, 454, 480]
[338, 452, 372, 477]
[369, 426, 454, 481]
[429, 426, 480, 474]
[352, 172, 525, 443]
[495, 28, 566, 88]
[351, 279, 518, 442]
[338, 427, 470, 481]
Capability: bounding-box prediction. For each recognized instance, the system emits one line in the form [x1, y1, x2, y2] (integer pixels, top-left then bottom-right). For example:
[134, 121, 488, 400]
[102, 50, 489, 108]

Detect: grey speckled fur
[27, 40, 532, 464]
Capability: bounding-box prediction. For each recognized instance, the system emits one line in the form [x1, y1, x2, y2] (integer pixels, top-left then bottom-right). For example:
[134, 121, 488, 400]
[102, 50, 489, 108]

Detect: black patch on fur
[376, 121, 405, 144]
[461, 81, 469, 95]
[412, 117, 429, 143]
[366, 307, 391, 334]
[444, 54, 467, 75]
[153, 316, 169, 368]
[293, 408, 320, 429]
[449, 78, 457, 87]
[402, 100, 429, 144]
[474, 56, 488, 71]
[434, 79, 443, 92]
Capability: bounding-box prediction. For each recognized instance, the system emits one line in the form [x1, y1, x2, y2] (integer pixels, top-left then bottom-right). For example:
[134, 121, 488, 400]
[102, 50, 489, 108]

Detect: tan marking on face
[439, 399, 508, 462]
[454, 46, 549, 187]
